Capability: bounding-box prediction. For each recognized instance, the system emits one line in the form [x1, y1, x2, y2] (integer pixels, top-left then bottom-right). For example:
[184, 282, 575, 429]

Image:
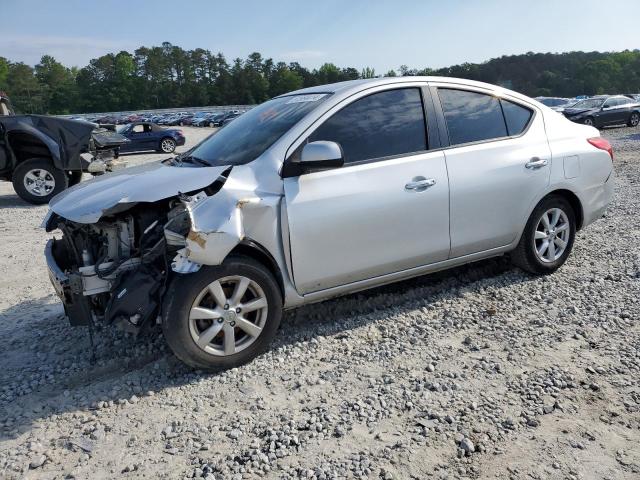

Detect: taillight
[587, 137, 613, 161]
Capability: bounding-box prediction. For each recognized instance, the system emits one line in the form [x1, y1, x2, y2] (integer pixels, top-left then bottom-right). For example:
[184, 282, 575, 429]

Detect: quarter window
[438, 89, 507, 145]
[501, 100, 533, 136]
[309, 88, 427, 164]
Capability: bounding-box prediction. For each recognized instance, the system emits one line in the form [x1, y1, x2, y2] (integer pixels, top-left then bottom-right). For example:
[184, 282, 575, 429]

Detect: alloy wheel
[631, 113, 639, 127]
[161, 139, 175, 152]
[533, 208, 570, 263]
[583, 118, 594, 126]
[23, 168, 56, 197]
[188, 275, 268, 356]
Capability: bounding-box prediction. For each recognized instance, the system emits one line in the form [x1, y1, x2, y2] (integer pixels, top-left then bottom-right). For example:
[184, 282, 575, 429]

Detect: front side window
[308, 88, 427, 164]
[438, 89, 507, 145]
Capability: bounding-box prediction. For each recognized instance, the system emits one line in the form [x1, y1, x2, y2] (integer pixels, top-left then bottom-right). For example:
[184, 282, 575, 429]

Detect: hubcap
[162, 139, 174, 152]
[534, 208, 570, 263]
[23, 168, 55, 196]
[188, 275, 268, 356]
[631, 114, 639, 126]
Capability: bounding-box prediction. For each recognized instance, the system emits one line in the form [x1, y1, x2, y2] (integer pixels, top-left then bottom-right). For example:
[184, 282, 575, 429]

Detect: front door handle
[525, 157, 548, 169]
[405, 177, 436, 191]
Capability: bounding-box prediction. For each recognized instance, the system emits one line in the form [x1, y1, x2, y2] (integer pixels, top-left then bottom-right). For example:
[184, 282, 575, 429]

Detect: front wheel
[628, 112, 640, 127]
[162, 256, 282, 371]
[12, 158, 68, 204]
[583, 117, 595, 127]
[159, 138, 176, 153]
[511, 195, 576, 275]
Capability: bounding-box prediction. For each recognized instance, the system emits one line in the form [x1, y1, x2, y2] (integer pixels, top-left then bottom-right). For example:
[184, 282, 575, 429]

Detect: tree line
[1, 43, 640, 115]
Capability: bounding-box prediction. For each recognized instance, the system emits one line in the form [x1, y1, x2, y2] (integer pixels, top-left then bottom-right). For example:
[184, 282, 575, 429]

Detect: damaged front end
[43, 162, 278, 334]
[45, 203, 178, 332]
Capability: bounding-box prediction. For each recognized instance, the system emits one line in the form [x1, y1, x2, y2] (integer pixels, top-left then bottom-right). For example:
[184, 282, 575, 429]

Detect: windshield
[187, 93, 330, 166]
[571, 98, 605, 109]
[116, 125, 129, 133]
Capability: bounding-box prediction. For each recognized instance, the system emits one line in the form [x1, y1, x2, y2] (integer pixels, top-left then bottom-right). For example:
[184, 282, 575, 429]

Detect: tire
[12, 158, 68, 204]
[583, 117, 595, 127]
[67, 170, 83, 187]
[511, 195, 576, 275]
[628, 112, 640, 127]
[162, 256, 283, 371]
[208, 122, 214, 128]
[159, 137, 176, 153]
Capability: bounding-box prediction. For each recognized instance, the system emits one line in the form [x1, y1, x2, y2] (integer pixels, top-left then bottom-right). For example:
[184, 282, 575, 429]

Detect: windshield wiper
[179, 155, 210, 167]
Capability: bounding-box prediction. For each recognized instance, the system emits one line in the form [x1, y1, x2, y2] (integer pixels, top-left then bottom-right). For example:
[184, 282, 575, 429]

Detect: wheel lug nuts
[230, 321, 236, 327]
[217, 318, 224, 323]
[235, 308, 241, 313]
[223, 304, 229, 310]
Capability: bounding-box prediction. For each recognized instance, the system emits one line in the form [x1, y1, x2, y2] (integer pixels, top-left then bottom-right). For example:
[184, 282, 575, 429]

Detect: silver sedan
[44, 77, 615, 370]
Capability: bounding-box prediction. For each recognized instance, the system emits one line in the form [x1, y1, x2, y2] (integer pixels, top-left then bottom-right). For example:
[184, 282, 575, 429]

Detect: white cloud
[0, 34, 136, 67]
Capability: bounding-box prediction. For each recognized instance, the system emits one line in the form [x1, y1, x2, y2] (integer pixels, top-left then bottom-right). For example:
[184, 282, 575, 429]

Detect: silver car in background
[43, 77, 615, 370]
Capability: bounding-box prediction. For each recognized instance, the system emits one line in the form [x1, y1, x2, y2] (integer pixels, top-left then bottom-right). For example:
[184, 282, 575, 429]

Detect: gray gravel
[0, 126, 639, 479]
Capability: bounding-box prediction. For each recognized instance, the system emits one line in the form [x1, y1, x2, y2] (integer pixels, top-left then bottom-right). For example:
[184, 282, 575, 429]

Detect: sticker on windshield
[285, 94, 327, 104]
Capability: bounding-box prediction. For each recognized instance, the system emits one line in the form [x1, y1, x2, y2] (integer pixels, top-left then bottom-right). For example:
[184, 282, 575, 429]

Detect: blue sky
[2, 0, 639, 71]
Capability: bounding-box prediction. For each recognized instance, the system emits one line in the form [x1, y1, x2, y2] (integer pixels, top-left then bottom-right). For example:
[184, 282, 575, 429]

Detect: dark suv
[0, 93, 129, 204]
[562, 95, 640, 128]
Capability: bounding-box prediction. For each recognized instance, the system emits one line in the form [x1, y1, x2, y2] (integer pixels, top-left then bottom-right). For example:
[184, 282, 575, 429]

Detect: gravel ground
[0, 126, 638, 480]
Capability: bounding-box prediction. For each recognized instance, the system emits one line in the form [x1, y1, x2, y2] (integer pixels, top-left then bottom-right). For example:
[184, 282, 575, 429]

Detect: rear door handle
[525, 157, 548, 169]
[405, 177, 436, 191]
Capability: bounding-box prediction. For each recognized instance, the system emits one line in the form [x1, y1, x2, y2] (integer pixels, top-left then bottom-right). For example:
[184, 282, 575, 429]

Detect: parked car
[0, 92, 129, 204]
[95, 115, 118, 125]
[535, 97, 572, 108]
[183, 112, 210, 126]
[220, 111, 242, 126]
[117, 122, 185, 154]
[562, 95, 640, 128]
[43, 77, 614, 371]
[193, 112, 224, 127]
[208, 110, 240, 127]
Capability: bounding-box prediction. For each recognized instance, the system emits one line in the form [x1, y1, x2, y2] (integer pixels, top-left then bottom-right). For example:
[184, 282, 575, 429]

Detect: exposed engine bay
[44, 170, 229, 333]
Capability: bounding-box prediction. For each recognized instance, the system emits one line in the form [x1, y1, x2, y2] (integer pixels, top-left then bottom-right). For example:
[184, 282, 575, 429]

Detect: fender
[6, 124, 61, 168]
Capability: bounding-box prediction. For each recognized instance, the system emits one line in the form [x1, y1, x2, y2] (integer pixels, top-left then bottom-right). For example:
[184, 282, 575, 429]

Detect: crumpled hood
[48, 161, 229, 223]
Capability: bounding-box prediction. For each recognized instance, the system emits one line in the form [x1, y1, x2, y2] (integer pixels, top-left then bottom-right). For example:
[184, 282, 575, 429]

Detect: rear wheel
[159, 137, 176, 153]
[12, 158, 68, 204]
[511, 195, 576, 275]
[628, 112, 640, 127]
[162, 256, 282, 371]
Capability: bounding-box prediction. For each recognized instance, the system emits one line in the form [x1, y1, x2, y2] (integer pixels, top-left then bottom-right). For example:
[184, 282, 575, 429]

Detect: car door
[599, 98, 625, 125]
[283, 86, 450, 295]
[432, 85, 551, 258]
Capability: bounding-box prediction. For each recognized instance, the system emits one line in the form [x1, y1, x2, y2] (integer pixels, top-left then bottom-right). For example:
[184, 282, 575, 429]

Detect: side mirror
[300, 141, 344, 170]
[281, 141, 344, 178]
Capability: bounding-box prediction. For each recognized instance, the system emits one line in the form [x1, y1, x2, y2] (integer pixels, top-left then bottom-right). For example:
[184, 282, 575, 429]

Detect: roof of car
[281, 76, 518, 97]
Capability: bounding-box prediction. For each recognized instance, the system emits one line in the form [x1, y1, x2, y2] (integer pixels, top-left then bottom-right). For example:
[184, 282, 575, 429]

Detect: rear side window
[501, 100, 532, 136]
[309, 88, 427, 164]
[438, 89, 507, 145]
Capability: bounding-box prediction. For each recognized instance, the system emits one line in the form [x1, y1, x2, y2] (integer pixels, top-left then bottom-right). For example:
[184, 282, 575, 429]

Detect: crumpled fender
[181, 173, 282, 266]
